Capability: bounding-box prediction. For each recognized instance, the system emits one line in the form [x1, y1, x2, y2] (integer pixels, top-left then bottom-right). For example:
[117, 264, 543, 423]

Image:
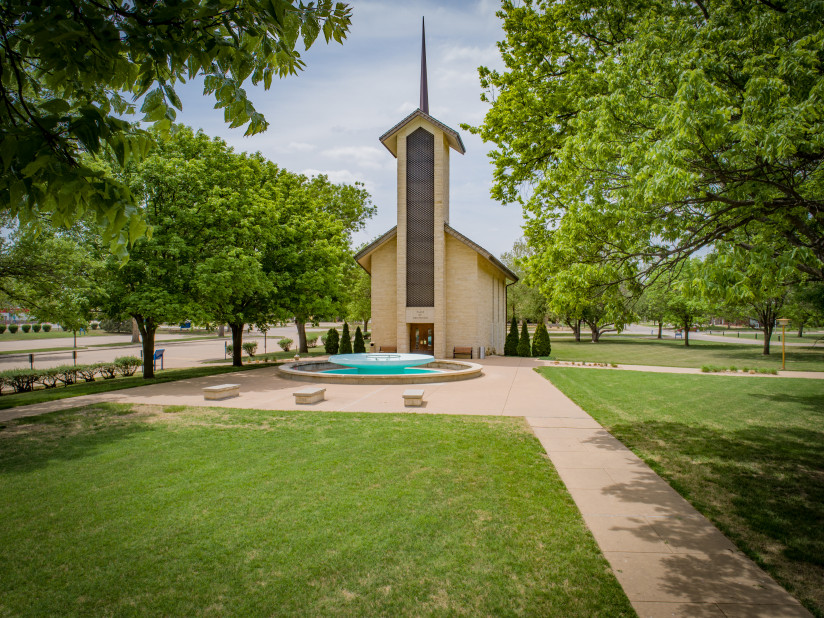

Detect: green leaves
[472, 0, 824, 283]
[1, 0, 353, 250]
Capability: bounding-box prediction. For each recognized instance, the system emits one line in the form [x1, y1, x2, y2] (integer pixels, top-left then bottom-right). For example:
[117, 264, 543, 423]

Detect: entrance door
[409, 323, 434, 354]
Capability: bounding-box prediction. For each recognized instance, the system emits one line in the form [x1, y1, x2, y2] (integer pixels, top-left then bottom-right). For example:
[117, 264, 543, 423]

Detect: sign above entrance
[407, 307, 435, 323]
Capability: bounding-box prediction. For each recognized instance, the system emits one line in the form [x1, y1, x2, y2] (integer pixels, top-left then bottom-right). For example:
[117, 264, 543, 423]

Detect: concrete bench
[403, 389, 424, 407]
[293, 387, 326, 404]
[379, 345, 397, 353]
[453, 346, 473, 359]
[203, 384, 240, 400]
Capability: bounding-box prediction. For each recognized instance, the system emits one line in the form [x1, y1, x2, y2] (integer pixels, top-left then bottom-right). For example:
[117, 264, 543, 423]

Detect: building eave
[379, 109, 466, 158]
[444, 224, 519, 282]
[354, 227, 398, 273]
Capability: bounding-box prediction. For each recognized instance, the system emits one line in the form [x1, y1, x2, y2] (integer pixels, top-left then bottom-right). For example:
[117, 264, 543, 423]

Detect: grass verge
[0, 365, 265, 410]
[538, 367, 824, 616]
[0, 404, 634, 616]
[544, 336, 824, 372]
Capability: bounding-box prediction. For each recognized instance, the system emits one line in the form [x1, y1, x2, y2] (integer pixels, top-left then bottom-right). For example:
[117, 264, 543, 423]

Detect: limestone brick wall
[444, 235, 479, 355]
[370, 237, 398, 352]
[476, 258, 506, 356]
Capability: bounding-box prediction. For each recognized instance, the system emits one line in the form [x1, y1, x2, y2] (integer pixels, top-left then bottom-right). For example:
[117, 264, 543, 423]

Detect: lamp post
[777, 318, 790, 371]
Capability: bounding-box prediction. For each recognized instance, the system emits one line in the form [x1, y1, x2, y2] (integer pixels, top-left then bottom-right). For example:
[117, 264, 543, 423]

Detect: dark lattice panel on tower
[406, 127, 435, 307]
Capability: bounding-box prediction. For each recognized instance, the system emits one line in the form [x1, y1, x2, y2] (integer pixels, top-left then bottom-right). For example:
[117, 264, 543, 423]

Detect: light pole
[777, 318, 790, 371]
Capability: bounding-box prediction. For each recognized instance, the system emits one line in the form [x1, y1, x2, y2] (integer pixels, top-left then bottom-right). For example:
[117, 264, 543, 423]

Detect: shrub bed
[0, 360, 147, 394]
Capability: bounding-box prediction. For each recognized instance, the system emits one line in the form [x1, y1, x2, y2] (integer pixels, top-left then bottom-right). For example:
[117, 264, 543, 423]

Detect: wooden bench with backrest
[453, 346, 473, 359]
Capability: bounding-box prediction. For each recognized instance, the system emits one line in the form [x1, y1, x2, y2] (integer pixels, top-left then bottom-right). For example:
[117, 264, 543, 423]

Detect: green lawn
[0, 365, 267, 410]
[0, 405, 634, 616]
[0, 329, 112, 341]
[545, 336, 824, 372]
[538, 367, 824, 617]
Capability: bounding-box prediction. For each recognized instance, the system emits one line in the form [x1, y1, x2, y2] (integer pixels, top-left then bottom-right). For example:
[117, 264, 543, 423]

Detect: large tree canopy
[0, 0, 351, 252]
[471, 0, 824, 281]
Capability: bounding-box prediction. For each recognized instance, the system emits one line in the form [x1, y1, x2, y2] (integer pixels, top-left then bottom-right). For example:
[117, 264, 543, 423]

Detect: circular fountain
[277, 352, 482, 385]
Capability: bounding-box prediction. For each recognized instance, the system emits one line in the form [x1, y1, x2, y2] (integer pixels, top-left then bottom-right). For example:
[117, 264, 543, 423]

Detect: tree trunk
[657, 320, 663, 339]
[797, 320, 805, 338]
[218, 324, 225, 338]
[363, 318, 369, 334]
[761, 323, 773, 355]
[683, 320, 690, 347]
[230, 322, 244, 367]
[296, 317, 308, 353]
[133, 316, 157, 379]
[131, 318, 141, 344]
[588, 322, 600, 342]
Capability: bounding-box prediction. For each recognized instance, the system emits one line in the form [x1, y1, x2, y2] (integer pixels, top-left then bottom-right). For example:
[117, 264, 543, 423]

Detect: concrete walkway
[0, 357, 811, 617]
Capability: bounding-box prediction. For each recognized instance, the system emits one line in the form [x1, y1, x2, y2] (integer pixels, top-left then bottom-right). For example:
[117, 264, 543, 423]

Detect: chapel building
[354, 20, 517, 359]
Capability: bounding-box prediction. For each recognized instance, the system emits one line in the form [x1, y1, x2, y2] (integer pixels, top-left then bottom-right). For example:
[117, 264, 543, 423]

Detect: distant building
[355, 20, 517, 359]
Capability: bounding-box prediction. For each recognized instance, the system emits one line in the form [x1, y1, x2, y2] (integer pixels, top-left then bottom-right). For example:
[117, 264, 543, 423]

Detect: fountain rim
[328, 352, 435, 369]
[277, 358, 483, 385]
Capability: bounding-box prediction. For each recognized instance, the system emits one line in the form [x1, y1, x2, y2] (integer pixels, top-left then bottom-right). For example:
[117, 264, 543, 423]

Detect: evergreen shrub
[532, 323, 552, 357]
[517, 321, 532, 357]
[0, 325, 5, 334]
[504, 317, 519, 356]
[21, 324, 31, 333]
[339, 322, 352, 354]
[42, 324, 51, 332]
[325, 328, 339, 354]
[353, 326, 366, 353]
[32, 324, 41, 333]
[9, 324, 18, 334]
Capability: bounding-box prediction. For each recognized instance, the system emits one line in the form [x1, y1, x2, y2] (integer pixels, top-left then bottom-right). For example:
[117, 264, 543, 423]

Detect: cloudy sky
[172, 0, 521, 257]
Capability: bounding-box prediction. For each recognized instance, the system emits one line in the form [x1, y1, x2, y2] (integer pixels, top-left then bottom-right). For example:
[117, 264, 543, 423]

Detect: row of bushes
[0, 356, 142, 394]
[324, 323, 366, 355]
[0, 323, 54, 334]
[505, 319, 552, 357]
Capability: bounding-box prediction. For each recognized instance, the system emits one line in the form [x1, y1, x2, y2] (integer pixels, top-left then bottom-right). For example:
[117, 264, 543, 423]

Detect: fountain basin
[327, 353, 435, 374]
[277, 359, 482, 385]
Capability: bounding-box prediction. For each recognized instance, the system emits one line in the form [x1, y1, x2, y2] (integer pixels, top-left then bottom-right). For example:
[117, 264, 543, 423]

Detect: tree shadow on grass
[0, 404, 152, 476]
[588, 421, 824, 614]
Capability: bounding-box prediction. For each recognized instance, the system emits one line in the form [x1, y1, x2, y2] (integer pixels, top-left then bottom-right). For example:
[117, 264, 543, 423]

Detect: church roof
[354, 224, 518, 283]
[379, 109, 466, 157]
[445, 224, 519, 282]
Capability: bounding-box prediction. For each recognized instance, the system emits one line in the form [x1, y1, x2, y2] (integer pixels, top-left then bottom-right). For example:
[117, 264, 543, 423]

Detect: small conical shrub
[504, 317, 519, 356]
[353, 326, 366, 353]
[324, 327, 339, 355]
[339, 322, 353, 354]
[532, 322, 551, 357]
[517, 321, 532, 357]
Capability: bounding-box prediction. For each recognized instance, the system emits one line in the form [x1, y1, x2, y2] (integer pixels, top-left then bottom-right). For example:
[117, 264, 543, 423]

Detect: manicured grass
[545, 336, 824, 371]
[538, 367, 824, 616]
[0, 405, 634, 616]
[0, 365, 266, 410]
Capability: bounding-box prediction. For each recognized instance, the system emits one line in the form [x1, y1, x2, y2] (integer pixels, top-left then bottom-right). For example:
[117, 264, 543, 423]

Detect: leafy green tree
[784, 283, 824, 338]
[663, 260, 711, 347]
[501, 239, 547, 322]
[353, 326, 365, 353]
[1, 0, 352, 249]
[470, 0, 824, 283]
[325, 327, 339, 355]
[346, 261, 372, 333]
[339, 322, 352, 354]
[517, 321, 532, 357]
[636, 279, 672, 339]
[532, 322, 551, 357]
[701, 242, 798, 355]
[504, 317, 519, 356]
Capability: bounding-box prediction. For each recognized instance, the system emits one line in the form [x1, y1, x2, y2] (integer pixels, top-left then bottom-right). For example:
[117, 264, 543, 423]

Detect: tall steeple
[420, 17, 429, 114]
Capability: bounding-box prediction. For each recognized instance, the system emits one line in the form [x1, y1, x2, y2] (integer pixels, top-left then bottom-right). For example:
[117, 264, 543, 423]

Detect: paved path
[0, 357, 811, 617]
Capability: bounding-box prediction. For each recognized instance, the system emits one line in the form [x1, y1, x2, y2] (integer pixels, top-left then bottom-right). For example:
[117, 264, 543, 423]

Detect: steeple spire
[420, 17, 429, 114]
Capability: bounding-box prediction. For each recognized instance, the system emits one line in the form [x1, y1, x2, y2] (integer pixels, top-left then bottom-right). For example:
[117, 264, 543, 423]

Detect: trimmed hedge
[42, 324, 52, 332]
[21, 324, 31, 333]
[32, 324, 41, 333]
[8, 324, 18, 334]
[0, 360, 147, 394]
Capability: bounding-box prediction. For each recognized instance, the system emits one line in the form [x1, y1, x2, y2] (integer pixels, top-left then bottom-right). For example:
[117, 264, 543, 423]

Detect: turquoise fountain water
[326, 353, 437, 375]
